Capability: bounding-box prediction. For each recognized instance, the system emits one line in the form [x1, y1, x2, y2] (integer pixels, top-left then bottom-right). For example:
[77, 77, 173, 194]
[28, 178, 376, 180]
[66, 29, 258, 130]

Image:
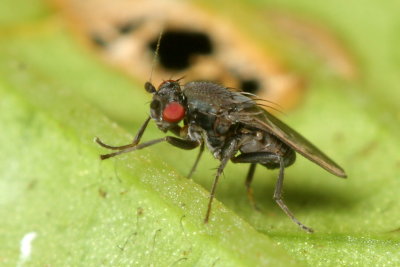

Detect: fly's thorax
[186, 109, 236, 160]
[183, 81, 255, 116]
[186, 120, 225, 160]
[149, 80, 187, 132]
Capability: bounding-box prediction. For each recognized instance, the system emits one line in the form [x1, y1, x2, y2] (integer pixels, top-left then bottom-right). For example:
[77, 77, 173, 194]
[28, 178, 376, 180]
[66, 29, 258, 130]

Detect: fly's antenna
[148, 30, 164, 84]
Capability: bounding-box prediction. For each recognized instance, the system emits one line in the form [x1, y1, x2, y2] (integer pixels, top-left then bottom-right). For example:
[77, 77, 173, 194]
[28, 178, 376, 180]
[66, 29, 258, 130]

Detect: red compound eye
[162, 102, 185, 123]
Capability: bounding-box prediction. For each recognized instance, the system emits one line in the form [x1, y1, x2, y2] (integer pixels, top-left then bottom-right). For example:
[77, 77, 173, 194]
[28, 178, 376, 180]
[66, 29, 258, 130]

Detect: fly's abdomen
[238, 130, 296, 169]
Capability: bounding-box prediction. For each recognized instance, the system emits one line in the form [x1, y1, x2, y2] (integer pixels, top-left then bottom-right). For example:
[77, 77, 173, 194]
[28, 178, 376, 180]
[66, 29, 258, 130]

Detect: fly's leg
[187, 142, 204, 178]
[245, 163, 259, 210]
[99, 136, 199, 160]
[232, 152, 313, 232]
[204, 139, 238, 223]
[131, 116, 152, 145]
[274, 157, 314, 233]
[95, 116, 151, 150]
[232, 152, 279, 210]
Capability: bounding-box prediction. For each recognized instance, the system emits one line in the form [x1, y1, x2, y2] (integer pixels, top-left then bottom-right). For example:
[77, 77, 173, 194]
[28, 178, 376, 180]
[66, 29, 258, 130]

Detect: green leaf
[1, 0, 400, 266]
[0, 6, 297, 267]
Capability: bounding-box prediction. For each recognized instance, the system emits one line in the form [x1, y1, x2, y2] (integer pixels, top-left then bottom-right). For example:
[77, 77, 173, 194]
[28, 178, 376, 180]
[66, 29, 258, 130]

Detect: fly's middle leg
[188, 142, 204, 178]
[204, 139, 238, 223]
[245, 163, 259, 210]
[232, 152, 279, 210]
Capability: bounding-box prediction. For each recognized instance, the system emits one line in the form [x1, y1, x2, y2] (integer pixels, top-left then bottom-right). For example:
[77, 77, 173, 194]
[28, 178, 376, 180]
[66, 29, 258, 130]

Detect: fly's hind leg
[232, 152, 314, 233]
[274, 157, 314, 233]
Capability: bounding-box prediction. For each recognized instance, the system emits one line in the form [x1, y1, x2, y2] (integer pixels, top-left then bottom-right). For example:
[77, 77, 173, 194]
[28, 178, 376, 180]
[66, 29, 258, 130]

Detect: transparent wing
[234, 107, 347, 178]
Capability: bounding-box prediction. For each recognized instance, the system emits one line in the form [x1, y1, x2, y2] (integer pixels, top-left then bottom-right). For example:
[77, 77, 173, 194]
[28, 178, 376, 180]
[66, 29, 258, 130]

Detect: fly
[95, 34, 346, 233]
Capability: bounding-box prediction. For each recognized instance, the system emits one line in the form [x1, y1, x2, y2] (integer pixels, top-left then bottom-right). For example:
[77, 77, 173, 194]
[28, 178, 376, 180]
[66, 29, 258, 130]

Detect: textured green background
[1, 0, 399, 266]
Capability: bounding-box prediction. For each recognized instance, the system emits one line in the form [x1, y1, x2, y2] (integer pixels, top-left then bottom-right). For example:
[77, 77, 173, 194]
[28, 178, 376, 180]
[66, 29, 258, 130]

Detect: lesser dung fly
[96, 32, 346, 233]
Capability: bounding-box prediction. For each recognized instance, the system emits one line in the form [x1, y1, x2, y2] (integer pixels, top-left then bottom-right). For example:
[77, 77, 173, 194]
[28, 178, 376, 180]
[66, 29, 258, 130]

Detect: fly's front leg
[204, 139, 238, 223]
[95, 116, 151, 150]
[99, 136, 200, 160]
[274, 157, 314, 233]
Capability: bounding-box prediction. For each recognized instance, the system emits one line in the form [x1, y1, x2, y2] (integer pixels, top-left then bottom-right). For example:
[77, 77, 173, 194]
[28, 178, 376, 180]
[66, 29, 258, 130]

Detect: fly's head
[145, 80, 186, 132]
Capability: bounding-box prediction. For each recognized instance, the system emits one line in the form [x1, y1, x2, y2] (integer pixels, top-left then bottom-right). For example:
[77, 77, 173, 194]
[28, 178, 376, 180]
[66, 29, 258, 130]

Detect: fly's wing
[233, 107, 347, 178]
